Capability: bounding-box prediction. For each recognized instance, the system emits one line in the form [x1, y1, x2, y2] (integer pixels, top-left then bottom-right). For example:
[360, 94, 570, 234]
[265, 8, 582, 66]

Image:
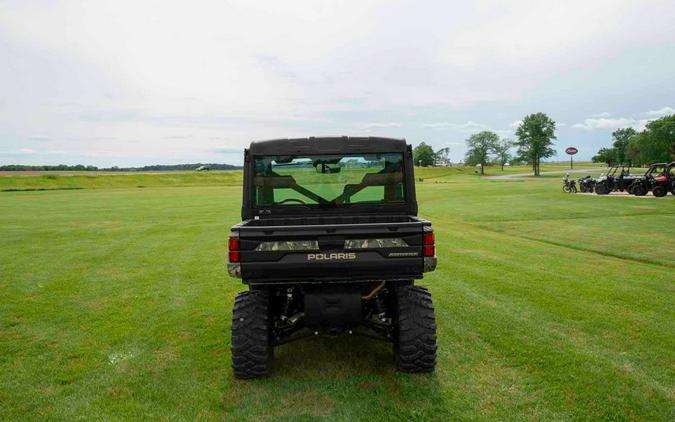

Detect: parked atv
[594, 166, 639, 195]
[228, 137, 438, 378]
[630, 163, 667, 196]
[649, 161, 675, 197]
[577, 175, 595, 193]
[562, 173, 577, 193]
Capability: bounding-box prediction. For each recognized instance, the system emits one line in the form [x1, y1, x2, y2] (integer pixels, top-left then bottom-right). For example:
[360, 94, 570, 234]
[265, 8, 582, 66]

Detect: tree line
[592, 114, 675, 166]
[413, 112, 557, 176]
[0, 163, 242, 172]
[411, 144, 450, 167]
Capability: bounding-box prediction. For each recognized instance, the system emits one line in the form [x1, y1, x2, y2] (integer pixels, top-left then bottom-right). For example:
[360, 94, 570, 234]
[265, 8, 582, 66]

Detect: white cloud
[495, 129, 514, 139]
[572, 117, 635, 131]
[572, 116, 656, 131]
[644, 106, 675, 117]
[635, 119, 653, 131]
[422, 121, 488, 132]
[6, 148, 66, 156]
[575, 108, 672, 132]
[509, 120, 522, 128]
[213, 146, 245, 154]
[26, 135, 50, 141]
[1, 1, 674, 165]
[361, 122, 402, 129]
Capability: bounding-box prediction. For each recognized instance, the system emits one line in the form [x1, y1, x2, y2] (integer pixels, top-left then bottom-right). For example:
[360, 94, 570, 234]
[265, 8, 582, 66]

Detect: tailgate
[233, 218, 429, 283]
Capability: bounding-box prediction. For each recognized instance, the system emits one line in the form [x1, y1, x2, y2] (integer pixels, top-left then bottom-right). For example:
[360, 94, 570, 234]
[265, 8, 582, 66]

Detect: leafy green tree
[413, 142, 435, 167]
[465, 131, 499, 175]
[433, 147, 450, 166]
[636, 115, 675, 163]
[611, 128, 637, 165]
[616, 114, 675, 165]
[493, 139, 513, 171]
[592, 147, 617, 166]
[515, 113, 557, 176]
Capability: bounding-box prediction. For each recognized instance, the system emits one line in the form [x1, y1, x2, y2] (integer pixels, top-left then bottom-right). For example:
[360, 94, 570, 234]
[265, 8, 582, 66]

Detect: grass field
[0, 162, 604, 191]
[1, 170, 673, 420]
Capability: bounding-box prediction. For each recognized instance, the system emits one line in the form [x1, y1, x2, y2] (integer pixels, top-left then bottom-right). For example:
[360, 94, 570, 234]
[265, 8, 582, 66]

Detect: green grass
[0, 170, 243, 191]
[1, 172, 673, 420]
[0, 163, 602, 191]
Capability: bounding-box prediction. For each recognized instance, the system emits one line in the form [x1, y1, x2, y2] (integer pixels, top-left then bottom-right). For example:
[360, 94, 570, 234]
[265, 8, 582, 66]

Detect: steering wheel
[276, 198, 307, 205]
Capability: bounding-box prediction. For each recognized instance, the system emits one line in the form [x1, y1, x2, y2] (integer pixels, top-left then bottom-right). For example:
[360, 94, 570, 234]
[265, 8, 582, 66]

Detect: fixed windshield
[253, 153, 405, 207]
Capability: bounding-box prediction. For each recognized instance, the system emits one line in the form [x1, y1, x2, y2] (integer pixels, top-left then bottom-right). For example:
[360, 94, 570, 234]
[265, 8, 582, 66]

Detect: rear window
[252, 153, 405, 207]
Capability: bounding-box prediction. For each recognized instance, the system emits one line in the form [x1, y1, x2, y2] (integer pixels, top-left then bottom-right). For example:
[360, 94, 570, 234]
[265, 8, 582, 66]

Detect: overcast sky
[1, 0, 674, 166]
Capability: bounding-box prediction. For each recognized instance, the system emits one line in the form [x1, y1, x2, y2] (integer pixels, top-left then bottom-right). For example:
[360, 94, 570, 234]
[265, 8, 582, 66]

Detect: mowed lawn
[0, 173, 673, 420]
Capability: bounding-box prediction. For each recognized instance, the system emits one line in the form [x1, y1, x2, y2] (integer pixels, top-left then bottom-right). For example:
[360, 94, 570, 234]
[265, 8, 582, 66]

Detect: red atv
[630, 163, 667, 196]
[651, 161, 675, 197]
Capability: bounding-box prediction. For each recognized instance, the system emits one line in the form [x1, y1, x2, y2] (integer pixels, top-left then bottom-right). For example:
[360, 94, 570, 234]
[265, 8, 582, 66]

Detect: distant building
[196, 165, 211, 172]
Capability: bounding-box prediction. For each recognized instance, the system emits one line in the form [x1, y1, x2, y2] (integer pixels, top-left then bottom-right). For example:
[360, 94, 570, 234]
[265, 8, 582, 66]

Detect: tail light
[423, 231, 435, 257]
[228, 236, 240, 263]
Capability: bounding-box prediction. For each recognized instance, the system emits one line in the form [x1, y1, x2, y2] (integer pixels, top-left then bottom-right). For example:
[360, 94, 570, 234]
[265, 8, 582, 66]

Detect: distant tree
[631, 114, 675, 164]
[0, 164, 100, 171]
[465, 131, 499, 175]
[0, 163, 242, 172]
[493, 139, 513, 171]
[515, 113, 556, 176]
[651, 117, 672, 160]
[413, 142, 435, 167]
[596, 114, 675, 166]
[433, 147, 450, 166]
[626, 140, 642, 166]
[611, 128, 637, 165]
[592, 148, 617, 166]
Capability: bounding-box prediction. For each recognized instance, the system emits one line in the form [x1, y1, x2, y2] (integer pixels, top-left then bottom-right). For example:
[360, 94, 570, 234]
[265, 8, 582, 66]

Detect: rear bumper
[227, 256, 437, 283]
[424, 257, 437, 272]
[228, 215, 436, 284]
[238, 251, 425, 284]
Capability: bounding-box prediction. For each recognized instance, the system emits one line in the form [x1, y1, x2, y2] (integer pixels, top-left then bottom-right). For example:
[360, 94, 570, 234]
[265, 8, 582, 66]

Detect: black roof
[248, 136, 408, 155]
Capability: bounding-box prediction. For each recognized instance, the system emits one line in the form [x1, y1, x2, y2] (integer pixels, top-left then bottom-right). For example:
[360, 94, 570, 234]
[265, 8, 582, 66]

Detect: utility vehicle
[629, 163, 667, 196]
[227, 137, 437, 379]
[650, 161, 675, 197]
[577, 175, 595, 193]
[594, 165, 639, 195]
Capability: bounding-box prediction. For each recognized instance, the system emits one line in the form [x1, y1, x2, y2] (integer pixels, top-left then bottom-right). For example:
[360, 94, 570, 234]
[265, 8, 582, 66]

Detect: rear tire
[393, 286, 437, 373]
[231, 290, 273, 379]
[653, 185, 667, 197]
[595, 183, 608, 195]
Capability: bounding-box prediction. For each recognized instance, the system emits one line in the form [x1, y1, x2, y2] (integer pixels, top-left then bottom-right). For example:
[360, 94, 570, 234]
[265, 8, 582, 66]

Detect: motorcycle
[562, 174, 577, 193]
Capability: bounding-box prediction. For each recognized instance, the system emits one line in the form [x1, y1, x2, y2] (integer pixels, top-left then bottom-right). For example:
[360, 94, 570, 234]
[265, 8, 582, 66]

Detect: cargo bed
[231, 215, 432, 284]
